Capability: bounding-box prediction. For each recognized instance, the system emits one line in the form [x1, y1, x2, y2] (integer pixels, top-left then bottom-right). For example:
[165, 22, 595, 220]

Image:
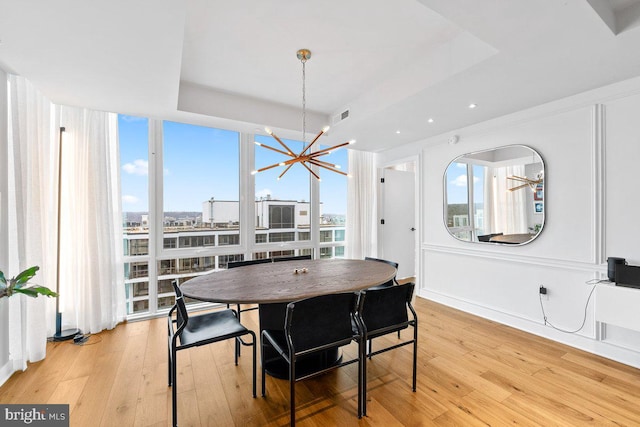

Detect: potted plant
[0, 266, 58, 299]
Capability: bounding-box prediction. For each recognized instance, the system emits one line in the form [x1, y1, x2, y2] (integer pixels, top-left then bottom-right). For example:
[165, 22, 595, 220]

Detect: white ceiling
[2, 0, 640, 152]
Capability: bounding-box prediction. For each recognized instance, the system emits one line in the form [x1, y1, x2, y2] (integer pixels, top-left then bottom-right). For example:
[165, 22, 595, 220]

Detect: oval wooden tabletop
[180, 259, 397, 304]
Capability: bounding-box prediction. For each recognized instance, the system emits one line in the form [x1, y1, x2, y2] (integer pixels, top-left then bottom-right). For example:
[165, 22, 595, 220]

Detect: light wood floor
[2, 297, 640, 426]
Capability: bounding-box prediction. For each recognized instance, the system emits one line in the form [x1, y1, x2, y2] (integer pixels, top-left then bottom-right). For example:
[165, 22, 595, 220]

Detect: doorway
[381, 160, 416, 280]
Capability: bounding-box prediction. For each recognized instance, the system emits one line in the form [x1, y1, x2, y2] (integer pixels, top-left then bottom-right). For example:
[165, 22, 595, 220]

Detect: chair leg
[167, 339, 172, 386]
[236, 304, 242, 359]
[412, 324, 418, 392]
[171, 347, 178, 427]
[290, 355, 296, 427]
[358, 338, 364, 418]
[251, 331, 257, 398]
[260, 333, 266, 397]
[362, 337, 367, 416]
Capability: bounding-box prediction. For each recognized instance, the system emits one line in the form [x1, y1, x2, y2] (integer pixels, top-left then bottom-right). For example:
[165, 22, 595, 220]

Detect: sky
[446, 162, 484, 205]
[118, 115, 348, 214]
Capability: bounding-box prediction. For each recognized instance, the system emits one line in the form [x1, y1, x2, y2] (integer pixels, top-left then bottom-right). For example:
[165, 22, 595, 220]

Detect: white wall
[0, 68, 9, 377]
[378, 76, 640, 368]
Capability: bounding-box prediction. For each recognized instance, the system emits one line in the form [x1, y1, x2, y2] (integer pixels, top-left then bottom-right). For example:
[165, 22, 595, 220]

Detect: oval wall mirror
[444, 145, 545, 245]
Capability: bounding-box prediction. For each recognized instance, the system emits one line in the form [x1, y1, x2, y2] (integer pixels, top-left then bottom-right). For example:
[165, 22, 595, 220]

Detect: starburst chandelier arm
[307, 157, 341, 170]
[300, 127, 329, 157]
[507, 175, 530, 183]
[254, 162, 288, 174]
[265, 129, 296, 156]
[309, 140, 353, 157]
[300, 161, 321, 180]
[255, 141, 296, 158]
[278, 163, 295, 180]
[508, 183, 530, 192]
[308, 159, 349, 176]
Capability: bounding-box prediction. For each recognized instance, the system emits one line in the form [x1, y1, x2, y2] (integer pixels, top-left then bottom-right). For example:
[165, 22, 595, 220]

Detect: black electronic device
[615, 264, 640, 289]
[607, 257, 627, 282]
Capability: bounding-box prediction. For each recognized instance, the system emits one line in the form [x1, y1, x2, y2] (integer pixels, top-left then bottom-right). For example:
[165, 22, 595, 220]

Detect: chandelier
[507, 172, 544, 192]
[252, 49, 353, 181]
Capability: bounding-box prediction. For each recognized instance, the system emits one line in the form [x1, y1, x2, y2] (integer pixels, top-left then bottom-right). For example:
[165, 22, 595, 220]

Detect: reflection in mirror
[444, 145, 544, 245]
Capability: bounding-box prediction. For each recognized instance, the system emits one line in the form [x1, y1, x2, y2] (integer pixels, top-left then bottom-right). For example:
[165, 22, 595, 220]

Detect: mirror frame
[443, 144, 545, 246]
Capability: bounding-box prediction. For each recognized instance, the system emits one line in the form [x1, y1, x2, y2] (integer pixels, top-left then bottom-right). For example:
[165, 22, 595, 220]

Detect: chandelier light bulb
[264, 127, 273, 135]
[322, 125, 330, 133]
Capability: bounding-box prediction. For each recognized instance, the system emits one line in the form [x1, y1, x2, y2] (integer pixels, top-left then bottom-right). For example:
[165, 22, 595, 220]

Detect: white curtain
[345, 149, 378, 259]
[5, 77, 125, 376]
[7, 75, 56, 369]
[485, 165, 528, 234]
[58, 106, 125, 333]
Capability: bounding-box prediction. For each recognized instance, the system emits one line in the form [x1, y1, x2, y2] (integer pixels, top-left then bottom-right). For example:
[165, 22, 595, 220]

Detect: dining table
[180, 258, 397, 378]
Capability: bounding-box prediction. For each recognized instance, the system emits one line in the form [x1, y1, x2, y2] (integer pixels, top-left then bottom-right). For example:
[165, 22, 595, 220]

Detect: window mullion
[148, 119, 163, 314]
[241, 131, 256, 258]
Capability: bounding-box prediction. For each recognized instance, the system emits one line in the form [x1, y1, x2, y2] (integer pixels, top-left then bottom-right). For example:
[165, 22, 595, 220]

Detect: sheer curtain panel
[345, 149, 378, 259]
[486, 165, 528, 234]
[58, 106, 125, 334]
[7, 75, 56, 371]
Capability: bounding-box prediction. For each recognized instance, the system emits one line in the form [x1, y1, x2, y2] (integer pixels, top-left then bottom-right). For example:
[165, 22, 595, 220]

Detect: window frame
[123, 117, 344, 320]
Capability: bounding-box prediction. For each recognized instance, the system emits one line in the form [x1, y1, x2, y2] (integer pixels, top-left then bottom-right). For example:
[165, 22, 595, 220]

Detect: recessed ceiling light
[427, 118, 434, 123]
[396, 130, 401, 134]
[468, 103, 478, 109]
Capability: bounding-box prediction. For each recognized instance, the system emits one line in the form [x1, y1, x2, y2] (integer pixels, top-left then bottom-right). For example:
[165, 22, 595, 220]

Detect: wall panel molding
[591, 104, 606, 265]
[422, 244, 606, 274]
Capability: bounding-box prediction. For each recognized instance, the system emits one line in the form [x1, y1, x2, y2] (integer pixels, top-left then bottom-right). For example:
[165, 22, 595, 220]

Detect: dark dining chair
[364, 256, 399, 289]
[363, 256, 400, 354]
[168, 281, 256, 427]
[261, 292, 364, 426]
[357, 282, 417, 416]
[228, 258, 272, 356]
[273, 254, 312, 262]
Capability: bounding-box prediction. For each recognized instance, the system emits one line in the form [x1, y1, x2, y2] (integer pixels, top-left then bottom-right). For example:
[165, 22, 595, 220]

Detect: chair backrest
[478, 232, 503, 242]
[359, 282, 415, 333]
[273, 255, 312, 262]
[364, 256, 399, 269]
[228, 258, 272, 269]
[171, 280, 189, 331]
[364, 257, 398, 288]
[285, 292, 359, 353]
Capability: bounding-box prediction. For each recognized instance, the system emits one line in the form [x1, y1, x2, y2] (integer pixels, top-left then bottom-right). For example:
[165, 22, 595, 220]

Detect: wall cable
[538, 280, 605, 334]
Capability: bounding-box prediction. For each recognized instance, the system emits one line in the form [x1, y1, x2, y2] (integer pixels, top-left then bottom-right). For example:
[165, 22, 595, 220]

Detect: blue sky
[118, 115, 347, 214]
[446, 162, 484, 204]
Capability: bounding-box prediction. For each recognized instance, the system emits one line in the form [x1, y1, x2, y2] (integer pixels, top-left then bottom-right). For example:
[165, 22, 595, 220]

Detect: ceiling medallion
[252, 49, 354, 181]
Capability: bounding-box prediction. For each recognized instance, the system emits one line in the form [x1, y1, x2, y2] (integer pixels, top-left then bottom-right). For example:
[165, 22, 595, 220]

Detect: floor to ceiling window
[119, 115, 150, 315]
[120, 117, 347, 318]
[254, 134, 312, 259]
[318, 144, 347, 258]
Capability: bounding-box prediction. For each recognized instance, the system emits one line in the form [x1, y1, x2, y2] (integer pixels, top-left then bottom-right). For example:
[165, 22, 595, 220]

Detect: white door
[382, 167, 416, 279]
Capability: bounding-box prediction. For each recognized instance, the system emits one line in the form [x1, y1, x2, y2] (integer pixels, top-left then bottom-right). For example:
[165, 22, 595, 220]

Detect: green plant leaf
[14, 286, 58, 298]
[30, 286, 59, 297]
[0, 270, 6, 285]
[14, 266, 39, 286]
